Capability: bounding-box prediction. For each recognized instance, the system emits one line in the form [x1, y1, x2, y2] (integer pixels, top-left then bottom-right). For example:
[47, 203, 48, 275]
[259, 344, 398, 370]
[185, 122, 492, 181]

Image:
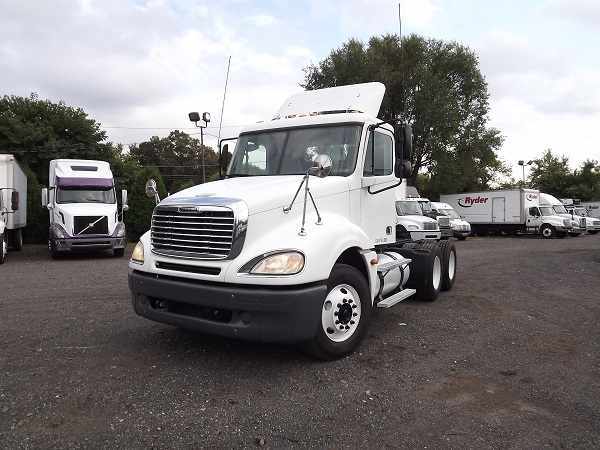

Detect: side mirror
[403, 124, 413, 160]
[145, 179, 160, 204]
[41, 188, 48, 208]
[11, 191, 19, 211]
[395, 159, 412, 179]
[121, 189, 129, 212]
[309, 154, 332, 178]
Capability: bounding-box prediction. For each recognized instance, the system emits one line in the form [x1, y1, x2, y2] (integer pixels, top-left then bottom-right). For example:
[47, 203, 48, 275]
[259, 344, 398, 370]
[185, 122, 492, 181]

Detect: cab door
[527, 207, 542, 230]
[359, 129, 397, 245]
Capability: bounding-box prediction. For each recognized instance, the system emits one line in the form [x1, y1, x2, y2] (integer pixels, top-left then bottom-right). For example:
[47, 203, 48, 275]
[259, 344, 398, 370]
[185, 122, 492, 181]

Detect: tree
[303, 34, 507, 195]
[128, 130, 219, 194]
[529, 149, 572, 196]
[0, 93, 113, 185]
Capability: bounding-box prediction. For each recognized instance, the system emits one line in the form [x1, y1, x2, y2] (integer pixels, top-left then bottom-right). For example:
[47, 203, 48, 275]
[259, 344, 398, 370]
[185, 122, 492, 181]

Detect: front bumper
[440, 227, 453, 239]
[409, 230, 441, 241]
[453, 229, 471, 238]
[52, 235, 126, 252]
[128, 269, 328, 343]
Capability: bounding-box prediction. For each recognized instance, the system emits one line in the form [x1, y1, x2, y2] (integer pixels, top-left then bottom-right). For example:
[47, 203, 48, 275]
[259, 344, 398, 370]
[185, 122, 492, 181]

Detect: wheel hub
[321, 284, 361, 343]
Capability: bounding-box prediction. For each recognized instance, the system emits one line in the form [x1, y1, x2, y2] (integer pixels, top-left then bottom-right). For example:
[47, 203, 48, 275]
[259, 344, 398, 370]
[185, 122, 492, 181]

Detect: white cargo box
[440, 189, 540, 225]
[0, 154, 27, 230]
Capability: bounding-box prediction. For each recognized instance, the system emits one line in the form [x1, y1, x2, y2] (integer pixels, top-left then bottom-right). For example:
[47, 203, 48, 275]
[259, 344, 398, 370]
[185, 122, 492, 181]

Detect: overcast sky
[1, 0, 599, 179]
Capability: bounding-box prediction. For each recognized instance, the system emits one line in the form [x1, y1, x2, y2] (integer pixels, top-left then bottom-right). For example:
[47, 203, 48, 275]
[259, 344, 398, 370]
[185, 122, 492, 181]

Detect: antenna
[217, 56, 231, 178]
[398, 1, 404, 120]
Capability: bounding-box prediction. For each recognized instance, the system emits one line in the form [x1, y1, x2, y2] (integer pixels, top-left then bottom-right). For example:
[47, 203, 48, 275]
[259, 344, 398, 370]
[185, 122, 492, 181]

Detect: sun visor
[56, 177, 113, 189]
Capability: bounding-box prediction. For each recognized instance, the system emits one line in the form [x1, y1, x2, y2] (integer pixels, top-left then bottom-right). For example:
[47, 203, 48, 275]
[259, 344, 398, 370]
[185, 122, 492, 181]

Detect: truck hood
[396, 215, 437, 228]
[162, 176, 350, 215]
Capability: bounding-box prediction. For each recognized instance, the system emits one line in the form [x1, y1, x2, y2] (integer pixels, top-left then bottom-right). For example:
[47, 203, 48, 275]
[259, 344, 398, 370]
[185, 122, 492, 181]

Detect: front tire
[0, 233, 7, 264]
[540, 224, 555, 239]
[306, 263, 371, 360]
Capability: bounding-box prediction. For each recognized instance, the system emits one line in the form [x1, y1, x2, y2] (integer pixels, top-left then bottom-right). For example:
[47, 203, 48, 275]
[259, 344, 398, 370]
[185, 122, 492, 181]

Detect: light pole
[189, 111, 211, 183]
[517, 160, 533, 186]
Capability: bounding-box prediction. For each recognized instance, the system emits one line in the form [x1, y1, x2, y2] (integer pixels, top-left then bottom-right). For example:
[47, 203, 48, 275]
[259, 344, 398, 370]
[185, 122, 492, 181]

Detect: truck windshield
[228, 125, 362, 177]
[57, 187, 116, 204]
[539, 206, 555, 216]
[439, 208, 460, 219]
[553, 205, 568, 214]
[396, 201, 422, 216]
[574, 208, 587, 216]
[418, 201, 432, 213]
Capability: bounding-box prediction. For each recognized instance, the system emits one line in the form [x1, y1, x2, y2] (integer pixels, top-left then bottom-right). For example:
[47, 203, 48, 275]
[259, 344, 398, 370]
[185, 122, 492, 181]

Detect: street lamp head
[188, 112, 200, 123]
[518, 160, 524, 166]
[202, 112, 211, 123]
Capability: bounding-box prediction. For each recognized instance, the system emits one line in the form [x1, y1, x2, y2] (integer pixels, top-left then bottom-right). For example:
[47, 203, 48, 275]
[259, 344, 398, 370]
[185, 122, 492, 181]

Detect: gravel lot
[1, 236, 600, 449]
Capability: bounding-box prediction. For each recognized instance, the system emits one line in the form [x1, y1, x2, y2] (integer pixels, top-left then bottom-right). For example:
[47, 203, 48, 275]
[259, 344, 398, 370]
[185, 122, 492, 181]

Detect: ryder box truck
[0, 154, 27, 259]
[440, 189, 572, 238]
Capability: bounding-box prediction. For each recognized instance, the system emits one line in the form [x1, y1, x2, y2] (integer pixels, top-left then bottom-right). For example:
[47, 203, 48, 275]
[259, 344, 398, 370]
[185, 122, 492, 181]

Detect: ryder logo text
[458, 196, 489, 208]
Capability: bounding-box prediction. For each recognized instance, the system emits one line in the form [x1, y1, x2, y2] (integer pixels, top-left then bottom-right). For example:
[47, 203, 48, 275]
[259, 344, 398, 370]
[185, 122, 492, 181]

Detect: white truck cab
[395, 189, 441, 241]
[562, 201, 600, 234]
[540, 193, 585, 236]
[128, 83, 458, 359]
[431, 201, 471, 240]
[414, 197, 452, 239]
[41, 159, 129, 258]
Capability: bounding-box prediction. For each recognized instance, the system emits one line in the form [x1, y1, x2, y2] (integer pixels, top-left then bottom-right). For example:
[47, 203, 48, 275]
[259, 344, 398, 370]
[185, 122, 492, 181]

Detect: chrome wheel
[448, 251, 456, 281]
[432, 255, 441, 291]
[321, 284, 361, 343]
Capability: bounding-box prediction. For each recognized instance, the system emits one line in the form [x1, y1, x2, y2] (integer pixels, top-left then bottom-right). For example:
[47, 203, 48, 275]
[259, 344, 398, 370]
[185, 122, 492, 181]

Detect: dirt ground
[1, 235, 600, 449]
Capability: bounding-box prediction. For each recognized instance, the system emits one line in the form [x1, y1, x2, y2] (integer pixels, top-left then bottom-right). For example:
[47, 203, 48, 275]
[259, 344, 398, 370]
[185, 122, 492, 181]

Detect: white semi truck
[440, 189, 572, 238]
[431, 201, 471, 240]
[41, 159, 128, 258]
[0, 154, 27, 260]
[128, 83, 458, 359]
[561, 200, 600, 234]
[539, 193, 586, 236]
[394, 189, 441, 241]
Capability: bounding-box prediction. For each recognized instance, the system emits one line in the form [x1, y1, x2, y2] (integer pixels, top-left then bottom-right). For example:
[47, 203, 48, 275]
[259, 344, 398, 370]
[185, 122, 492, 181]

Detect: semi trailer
[128, 83, 458, 359]
[41, 159, 129, 258]
[0, 154, 27, 255]
[440, 189, 572, 238]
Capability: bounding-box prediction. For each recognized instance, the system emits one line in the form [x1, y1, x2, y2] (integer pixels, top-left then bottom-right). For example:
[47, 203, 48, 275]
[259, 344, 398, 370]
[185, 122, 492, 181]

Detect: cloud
[545, 0, 600, 27]
[245, 14, 277, 27]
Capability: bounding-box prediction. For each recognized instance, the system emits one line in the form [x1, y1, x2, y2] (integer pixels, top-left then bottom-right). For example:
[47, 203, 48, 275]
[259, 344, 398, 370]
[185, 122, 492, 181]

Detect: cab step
[377, 288, 416, 308]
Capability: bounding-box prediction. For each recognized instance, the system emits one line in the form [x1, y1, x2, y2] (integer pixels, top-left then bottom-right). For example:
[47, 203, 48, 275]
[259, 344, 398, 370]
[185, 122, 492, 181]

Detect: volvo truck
[41, 159, 128, 258]
[0, 154, 27, 256]
[441, 189, 572, 238]
[128, 83, 458, 359]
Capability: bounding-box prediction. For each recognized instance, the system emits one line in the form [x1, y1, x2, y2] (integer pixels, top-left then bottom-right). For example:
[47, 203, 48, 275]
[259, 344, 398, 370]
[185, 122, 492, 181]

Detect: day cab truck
[0, 154, 27, 263]
[561, 199, 600, 234]
[41, 159, 129, 258]
[414, 198, 452, 239]
[431, 201, 471, 240]
[128, 83, 458, 359]
[539, 193, 586, 236]
[394, 189, 441, 241]
[441, 188, 572, 238]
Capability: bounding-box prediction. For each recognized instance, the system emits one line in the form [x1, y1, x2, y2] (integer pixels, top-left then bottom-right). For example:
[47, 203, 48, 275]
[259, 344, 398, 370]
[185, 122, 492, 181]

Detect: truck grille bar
[151, 206, 235, 259]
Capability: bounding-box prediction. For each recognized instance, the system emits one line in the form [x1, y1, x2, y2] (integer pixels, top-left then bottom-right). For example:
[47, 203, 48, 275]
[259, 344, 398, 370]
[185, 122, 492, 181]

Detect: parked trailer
[440, 189, 572, 238]
[41, 159, 129, 258]
[128, 83, 458, 359]
[0, 154, 27, 255]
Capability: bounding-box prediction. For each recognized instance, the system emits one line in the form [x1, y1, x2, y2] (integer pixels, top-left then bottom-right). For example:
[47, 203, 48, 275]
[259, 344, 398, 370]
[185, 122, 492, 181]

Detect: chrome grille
[151, 205, 234, 259]
[437, 216, 450, 228]
[423, 222, 437, 231]
[579, 218, 586, 228]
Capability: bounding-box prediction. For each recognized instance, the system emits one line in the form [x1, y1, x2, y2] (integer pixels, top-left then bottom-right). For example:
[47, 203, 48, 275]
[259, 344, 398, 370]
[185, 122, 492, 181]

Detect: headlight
[51, 223, 69, 239]
[114, 222, 126, 238]
[243, 251, 304, 275]
[131, 241, 144, 264]
[406, 224, 419, 231]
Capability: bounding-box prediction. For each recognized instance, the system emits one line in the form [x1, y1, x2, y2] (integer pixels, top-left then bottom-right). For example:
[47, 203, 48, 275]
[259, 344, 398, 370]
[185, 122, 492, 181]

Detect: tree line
[2, 33, 596, 243]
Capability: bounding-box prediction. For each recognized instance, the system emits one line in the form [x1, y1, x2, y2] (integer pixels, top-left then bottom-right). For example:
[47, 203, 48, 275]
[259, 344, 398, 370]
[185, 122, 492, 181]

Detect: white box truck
[440, 189, 572, 238]
[0, 154, 27, 260]
[128, 83, 458, 359]
[41, 159, 129, 258]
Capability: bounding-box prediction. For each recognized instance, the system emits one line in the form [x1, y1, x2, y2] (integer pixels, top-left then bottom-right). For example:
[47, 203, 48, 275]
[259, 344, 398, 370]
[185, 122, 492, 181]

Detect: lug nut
[353, 312, 357, 317]
[345, 325, 350, 330]
[350, 321, 355, 325]
[352, 305, 357, 309]
[343, 299, 347, 303]
[335, 320, 340, 324]
[348, 299, 353, 303]
[337, 303, 342, 308]
[334, 311, 338, 316]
